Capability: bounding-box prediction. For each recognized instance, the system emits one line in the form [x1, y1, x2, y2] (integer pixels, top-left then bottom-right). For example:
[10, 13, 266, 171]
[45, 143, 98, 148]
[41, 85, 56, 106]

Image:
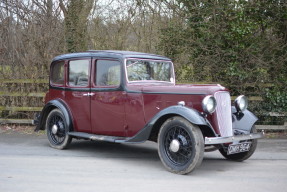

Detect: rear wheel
[219, 126, 257, 161]
[158, 116, 204, 175]
[46, 109, 72, 149]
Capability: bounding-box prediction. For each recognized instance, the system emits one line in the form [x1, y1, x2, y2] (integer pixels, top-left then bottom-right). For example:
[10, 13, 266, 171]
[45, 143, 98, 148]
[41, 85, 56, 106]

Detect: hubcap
[169, 139, 180, 153]
[52, 124, 58, 135]
[48, 113, 67, 146]
[164, 126, 194, 166]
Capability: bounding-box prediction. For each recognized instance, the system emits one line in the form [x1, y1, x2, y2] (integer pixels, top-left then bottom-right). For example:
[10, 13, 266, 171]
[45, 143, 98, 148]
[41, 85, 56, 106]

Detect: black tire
[158, 116, 204, 175]
[46, 109, 72, 149]
[219, 126, 258, 161]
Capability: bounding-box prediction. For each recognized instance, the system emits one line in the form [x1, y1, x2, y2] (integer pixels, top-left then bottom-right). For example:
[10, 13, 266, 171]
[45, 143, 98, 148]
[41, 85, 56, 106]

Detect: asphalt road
[0, 131, 286, 192]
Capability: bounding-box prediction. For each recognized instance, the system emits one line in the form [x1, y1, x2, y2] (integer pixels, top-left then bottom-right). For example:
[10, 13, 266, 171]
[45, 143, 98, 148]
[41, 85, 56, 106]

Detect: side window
[50, 61, 64, 86]
[68, 60, 90, 87]
[95, 60, 121, 86]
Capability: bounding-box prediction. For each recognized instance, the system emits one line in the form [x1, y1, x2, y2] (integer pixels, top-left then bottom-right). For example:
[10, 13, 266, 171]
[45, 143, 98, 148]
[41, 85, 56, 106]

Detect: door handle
[83, 93, 95, 97]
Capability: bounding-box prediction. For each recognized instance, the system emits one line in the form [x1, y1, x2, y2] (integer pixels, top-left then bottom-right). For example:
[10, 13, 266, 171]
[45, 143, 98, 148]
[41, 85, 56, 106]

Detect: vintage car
[34, 50, 264, 174]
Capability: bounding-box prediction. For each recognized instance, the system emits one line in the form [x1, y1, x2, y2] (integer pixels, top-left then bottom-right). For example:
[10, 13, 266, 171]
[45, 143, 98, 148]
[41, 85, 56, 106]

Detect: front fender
[34, 99, 73, 132]
[125, 105, 214, 143]
[232, 106, 258, 133]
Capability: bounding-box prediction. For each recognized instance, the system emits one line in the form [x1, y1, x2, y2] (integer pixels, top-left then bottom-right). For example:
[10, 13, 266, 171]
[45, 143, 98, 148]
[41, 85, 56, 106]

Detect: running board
[68, 132, 128, 143]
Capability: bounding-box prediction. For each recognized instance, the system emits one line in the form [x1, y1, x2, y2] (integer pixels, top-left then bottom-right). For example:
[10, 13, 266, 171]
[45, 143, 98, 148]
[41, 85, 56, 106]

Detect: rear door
[65, 58, 92, 132]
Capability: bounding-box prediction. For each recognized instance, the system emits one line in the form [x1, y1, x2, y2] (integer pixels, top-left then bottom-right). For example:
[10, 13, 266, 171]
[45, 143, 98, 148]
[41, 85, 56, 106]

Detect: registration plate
[227, 142, 252, 155]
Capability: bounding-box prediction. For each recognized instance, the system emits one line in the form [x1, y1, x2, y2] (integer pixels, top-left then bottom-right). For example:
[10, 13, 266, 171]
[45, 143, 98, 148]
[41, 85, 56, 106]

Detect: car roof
[52, 50, 171, 62]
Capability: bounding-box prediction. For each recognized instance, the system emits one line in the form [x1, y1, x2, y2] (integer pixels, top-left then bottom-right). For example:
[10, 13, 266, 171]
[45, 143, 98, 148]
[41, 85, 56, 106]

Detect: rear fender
[34, 99, 73, 132]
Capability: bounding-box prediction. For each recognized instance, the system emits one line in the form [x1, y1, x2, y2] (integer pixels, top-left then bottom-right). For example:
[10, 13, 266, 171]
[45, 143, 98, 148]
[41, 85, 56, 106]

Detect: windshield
[126, 59, 174, 83]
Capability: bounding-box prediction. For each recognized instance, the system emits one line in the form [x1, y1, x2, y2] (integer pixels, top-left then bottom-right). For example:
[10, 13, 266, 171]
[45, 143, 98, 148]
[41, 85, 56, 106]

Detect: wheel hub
[52, 124, 58, 135]
[169, 139, 180, 153]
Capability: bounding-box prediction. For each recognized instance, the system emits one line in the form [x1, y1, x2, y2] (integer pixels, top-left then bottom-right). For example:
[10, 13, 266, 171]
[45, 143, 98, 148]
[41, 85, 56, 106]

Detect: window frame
[92, 59, 122, 89]
[50, 60, 65, 87]
[124, 58, 175, 84]
[66, 58, 91, 88]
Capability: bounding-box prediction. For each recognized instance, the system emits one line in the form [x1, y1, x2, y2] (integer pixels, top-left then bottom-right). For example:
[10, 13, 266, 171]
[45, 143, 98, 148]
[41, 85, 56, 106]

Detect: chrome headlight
[202, 95, 217, 114]
[235, 95, 248, 112]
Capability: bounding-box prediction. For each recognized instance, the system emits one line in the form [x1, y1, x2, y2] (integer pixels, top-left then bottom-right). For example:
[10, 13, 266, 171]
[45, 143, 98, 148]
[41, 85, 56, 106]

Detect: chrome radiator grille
[214, 91, 233, 137]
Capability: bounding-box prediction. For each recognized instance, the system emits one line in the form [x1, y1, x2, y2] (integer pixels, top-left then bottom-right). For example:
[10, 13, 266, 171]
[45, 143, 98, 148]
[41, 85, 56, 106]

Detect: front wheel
[46, 109, 72, 149]
[158, 116, 204, 175]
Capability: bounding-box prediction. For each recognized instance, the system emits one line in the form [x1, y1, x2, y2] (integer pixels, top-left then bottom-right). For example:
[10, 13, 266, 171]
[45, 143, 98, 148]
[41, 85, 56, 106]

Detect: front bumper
[204, 131, 264, 145]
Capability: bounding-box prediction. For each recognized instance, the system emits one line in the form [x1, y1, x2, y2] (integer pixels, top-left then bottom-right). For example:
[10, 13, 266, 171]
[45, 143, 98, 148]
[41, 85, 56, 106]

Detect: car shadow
[66, 139, 244, 174]
[69, 139, 159, 159]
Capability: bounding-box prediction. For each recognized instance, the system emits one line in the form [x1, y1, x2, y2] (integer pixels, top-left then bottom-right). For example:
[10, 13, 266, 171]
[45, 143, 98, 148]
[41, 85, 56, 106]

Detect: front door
[65, 58, 92, 132]
[90, 59, 126, 137]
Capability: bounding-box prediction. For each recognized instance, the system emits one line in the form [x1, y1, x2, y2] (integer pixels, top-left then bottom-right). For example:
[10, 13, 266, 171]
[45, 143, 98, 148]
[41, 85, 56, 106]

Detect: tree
[158, 0, 287, 114]
[0, 0, 65, 79]
[59, 0, 94, 52]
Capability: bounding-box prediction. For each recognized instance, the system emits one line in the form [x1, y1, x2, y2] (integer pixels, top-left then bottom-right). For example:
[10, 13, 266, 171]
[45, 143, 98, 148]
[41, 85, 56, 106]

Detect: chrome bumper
[205, 131, 264, 145]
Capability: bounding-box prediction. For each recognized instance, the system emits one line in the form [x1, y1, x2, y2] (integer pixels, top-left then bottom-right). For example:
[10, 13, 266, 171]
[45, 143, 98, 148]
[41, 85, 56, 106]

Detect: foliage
[0, 0, 286, 121]
[159, 0, 287, 114]
[264, 88, 287, 113]
[60, 0, 94, 52]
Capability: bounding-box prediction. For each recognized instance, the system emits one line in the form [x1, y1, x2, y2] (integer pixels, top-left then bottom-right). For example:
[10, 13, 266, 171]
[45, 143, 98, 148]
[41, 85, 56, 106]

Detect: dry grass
[263, 130, 287, 139]
[0, 125, 44, 135]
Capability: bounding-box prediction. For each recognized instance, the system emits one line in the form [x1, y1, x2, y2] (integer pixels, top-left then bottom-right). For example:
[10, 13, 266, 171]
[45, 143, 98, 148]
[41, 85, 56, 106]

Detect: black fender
[125, 105, 215, 143]
[34, 99, 73, 132]
[232, 106, 258, 134]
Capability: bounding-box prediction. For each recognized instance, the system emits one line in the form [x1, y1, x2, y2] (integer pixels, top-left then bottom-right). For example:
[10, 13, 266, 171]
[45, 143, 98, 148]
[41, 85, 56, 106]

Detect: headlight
[202, 95, 217, 114]
[235, 95, 248, 112]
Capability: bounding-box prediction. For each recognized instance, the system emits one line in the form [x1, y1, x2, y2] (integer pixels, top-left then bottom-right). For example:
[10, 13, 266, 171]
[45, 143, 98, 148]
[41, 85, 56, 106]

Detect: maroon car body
[34, 50, 264, 174]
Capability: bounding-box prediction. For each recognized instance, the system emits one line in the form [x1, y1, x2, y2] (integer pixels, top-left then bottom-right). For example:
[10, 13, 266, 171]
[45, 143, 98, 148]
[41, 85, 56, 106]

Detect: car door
[90, 59, 127, 137]
[65, 58, 92, 132]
